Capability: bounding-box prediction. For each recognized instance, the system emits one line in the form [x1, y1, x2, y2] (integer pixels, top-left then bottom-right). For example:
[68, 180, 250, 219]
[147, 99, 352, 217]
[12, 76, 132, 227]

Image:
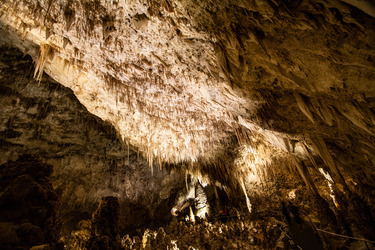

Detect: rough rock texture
[0, 0, 374, 190]
[69, 196, 123, 249]
[87, 196, 122, 250]
[1, 0, 375, 247]
[0, 46, 184, 242]
[71, 205, 285, 250]
[0, 0, 255, 164]
[0, 156, 60, 250]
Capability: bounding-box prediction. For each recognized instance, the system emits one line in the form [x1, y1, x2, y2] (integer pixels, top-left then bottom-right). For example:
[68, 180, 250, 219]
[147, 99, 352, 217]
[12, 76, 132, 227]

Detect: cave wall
[0, 0, 254, 164]
[184, 0, 375, 191]
[0, 46, 184, 239]
[0, 0, 375, 246]
[0, 156, 59, 249]
[0, 0, 373, 191]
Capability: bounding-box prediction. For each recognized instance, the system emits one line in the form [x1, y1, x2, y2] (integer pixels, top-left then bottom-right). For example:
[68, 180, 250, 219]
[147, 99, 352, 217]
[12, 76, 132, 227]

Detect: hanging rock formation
[0, 46, 184, 243]
[1, 0, 375, 248]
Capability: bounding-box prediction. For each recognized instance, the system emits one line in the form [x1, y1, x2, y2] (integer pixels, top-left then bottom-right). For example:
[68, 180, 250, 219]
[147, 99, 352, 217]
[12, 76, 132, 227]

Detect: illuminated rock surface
[0, 0, 375, 249]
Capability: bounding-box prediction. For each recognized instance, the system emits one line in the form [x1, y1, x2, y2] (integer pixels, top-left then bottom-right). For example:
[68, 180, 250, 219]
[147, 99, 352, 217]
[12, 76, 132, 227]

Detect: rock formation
[0, 156, 60, 249]
[0, 0, 375, 248]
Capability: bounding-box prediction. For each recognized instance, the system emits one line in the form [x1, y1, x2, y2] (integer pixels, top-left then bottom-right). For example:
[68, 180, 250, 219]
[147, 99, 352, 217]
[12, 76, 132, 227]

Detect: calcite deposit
[1, 0, 375, 248]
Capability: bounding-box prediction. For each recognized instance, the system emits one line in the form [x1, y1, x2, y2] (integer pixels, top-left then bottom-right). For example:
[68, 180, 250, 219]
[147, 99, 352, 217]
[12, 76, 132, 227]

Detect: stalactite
[293, 156, 321, 197]
[310, 136, 349, 191]
[295, 92, 315, 124]
[240, 177, 251, 213]
[302, 143, 319, 170]
[34, 44, 51, 85]
[1, 1, 375, 247]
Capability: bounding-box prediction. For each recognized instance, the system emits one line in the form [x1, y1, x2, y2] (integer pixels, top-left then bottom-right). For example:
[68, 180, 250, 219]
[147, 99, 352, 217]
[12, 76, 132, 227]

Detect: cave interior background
[0, 0, 375, 249]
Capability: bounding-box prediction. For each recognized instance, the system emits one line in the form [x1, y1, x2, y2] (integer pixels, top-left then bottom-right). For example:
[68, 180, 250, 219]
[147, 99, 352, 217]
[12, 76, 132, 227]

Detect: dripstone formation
[0, 0, 374, 249]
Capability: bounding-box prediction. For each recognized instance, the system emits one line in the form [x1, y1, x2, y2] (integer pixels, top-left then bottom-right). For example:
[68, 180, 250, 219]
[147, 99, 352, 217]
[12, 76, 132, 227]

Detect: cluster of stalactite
[0, 0, 375, 248]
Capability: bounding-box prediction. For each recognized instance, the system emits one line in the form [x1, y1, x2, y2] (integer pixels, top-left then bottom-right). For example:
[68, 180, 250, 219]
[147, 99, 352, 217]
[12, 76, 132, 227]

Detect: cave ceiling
[0, 0, 375, 194]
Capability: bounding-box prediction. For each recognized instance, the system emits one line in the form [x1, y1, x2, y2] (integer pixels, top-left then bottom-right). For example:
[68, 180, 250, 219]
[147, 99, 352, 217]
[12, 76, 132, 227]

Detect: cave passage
[1, 0, 375, 249]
